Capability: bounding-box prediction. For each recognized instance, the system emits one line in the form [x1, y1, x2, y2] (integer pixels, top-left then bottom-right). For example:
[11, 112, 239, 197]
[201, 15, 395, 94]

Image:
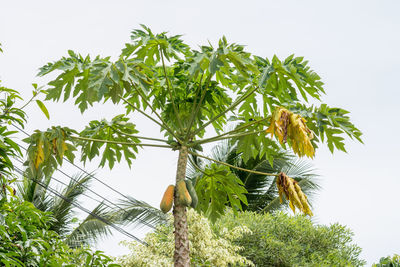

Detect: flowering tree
[118, 209, 253, 266]
[24, 26, 362, 266]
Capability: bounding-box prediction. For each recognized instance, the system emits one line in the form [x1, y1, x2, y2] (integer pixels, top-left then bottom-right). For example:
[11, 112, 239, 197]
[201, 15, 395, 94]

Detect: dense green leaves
[194, 163, 247, 222]
[117, 209, 252, 266]
[215, 210, 366, 267]
[0, 86, 25, 127]
[0, 84, 26, 178]
[0, 198, 72, 266]
[37, 25, 361, 169]
[77, 115, 140, 168]
[39, 51, 151, 113]
[373, 254, 400, 267]
[23, 114, 144, 172]
[0, 198, 120, 266]
[231, 119, 280, 164]
[256, 55, 325, 107]
[122, 24, 189, 62]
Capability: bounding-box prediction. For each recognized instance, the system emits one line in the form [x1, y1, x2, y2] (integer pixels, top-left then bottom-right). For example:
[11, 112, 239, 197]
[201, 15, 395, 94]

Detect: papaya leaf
[195, 164, 247, 222]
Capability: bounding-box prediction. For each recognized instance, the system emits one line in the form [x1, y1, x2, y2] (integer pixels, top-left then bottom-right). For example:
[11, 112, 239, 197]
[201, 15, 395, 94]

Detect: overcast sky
[1, 0, 399, 265]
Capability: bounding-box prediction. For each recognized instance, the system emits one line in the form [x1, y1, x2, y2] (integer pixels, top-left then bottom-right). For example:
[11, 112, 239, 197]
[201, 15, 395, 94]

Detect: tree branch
[119, 95, 182, 143]
[71, 135, 172, 149]
[192, 86, 259, 136]
[193, 129, 267, 146]
[188, 156, 207, 176]
[214, 117, 270, 140]
[160, 48, 184, 130]
[188, 151, 278, 177]
[18, 91, 39, 111]
[112, 127, 168, 143]
[184, 73, 205, 142]
[128, 82, 183, 143]
[185, 75, 212, 139]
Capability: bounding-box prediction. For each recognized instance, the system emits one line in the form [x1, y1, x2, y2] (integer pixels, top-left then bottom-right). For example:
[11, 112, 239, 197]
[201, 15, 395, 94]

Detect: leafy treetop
[24, 25, 362, 220]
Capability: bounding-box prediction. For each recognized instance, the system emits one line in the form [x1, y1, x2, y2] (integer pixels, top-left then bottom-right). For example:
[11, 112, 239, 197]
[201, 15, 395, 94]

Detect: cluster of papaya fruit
[160, 180, 198, 213]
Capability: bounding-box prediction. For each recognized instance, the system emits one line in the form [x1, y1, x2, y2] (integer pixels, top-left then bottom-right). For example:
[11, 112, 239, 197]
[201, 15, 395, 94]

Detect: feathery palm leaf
[17, 170, 117, 245]
[66, 202, 113, 248]
[113, 196, 167, 229]
[49, 172, 92, 236]
[16, 169, 53, 212]
[17, 167, 166, 245]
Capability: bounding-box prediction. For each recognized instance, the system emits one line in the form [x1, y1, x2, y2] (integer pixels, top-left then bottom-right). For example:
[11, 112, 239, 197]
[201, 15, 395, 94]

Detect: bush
[0, 198, 70, 266]
[0, 197, 119, 266]
[214, 210, 366, 267]
[373, 254, 400, 267]
[117, 209, 253, 266]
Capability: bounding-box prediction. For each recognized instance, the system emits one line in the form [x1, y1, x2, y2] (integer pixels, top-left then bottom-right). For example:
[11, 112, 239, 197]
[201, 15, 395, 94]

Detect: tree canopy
[23, 25, 362, 265]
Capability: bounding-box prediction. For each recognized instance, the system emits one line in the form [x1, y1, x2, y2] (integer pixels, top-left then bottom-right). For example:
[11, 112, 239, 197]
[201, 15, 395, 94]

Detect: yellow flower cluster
[276, 172, 313, 216]
[266, 107, 314, 158]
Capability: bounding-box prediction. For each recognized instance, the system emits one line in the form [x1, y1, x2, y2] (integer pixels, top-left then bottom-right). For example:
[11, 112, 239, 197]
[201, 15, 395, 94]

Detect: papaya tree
[24, 26, 362, 266]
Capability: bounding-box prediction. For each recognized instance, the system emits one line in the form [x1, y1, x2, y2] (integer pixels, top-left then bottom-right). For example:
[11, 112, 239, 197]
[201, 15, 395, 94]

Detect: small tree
[118, 209, 253, 266]
[215, 210, 366, 266]
[24, 26, 362, 266]
[0, 61, 118, 266]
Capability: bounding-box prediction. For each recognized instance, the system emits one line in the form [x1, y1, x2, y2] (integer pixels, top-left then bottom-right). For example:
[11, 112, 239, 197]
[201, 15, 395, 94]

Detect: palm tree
[17, 168, 166, 247]
[187, 139, 320, 213]
[17, 169, 110, 246]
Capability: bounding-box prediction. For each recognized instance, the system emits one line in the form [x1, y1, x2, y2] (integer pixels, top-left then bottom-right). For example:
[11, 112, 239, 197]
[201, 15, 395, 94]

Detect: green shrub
[214, 210, 366, 267]
[373, 254, 400, 267]
[0, 197, 119, 266]
[117, 209, 253, 266]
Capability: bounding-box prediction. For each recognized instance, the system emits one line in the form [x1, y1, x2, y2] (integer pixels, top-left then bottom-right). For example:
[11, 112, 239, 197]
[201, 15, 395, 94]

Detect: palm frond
[49, 172, 93, 236]
[65, 202, 113, 248]
[17, 169, 53, 211]
[113, 196, 167, 229]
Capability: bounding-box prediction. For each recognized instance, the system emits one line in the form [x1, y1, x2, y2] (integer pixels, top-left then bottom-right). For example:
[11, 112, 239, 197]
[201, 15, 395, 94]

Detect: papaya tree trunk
[173, 146, 190, 267]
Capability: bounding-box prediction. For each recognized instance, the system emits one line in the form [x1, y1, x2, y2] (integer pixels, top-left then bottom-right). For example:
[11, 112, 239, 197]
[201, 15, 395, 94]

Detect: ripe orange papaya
[176, 180, 192, 207]
[160, 185, 175, 213]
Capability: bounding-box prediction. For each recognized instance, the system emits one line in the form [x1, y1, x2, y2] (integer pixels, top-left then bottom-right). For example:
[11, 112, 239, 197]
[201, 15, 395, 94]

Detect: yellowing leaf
[276, 172, 313, 216]
[34, 140, 45, 169]
[266, 107, 315, 158]
[288, 113, 314, 158]
[266, 107, 291, 143]
[61, 141, 68, 158]
[51, 137, 68, 159]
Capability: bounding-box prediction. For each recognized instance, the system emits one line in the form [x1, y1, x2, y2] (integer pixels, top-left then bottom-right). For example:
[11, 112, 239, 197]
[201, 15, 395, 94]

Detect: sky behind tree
[1, 0, 399, 264]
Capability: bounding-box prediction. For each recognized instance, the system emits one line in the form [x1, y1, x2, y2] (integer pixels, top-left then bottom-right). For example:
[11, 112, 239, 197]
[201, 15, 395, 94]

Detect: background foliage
[214, 210, 366, 267]
[117, 209, 253, 267]
[373, 254, 400, 267]
[0, 73, 119, 266]
[0, 197, 119, 266]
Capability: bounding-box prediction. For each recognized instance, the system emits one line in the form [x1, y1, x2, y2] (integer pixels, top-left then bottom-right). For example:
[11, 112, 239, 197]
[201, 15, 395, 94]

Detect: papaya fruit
[185, 180, 198, 208]
[160, 185, 175, 213]
[176, 180, 192, 207]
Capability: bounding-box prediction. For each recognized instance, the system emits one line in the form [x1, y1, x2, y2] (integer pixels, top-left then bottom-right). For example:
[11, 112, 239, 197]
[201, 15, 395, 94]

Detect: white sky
[1, 0, 399, 265]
